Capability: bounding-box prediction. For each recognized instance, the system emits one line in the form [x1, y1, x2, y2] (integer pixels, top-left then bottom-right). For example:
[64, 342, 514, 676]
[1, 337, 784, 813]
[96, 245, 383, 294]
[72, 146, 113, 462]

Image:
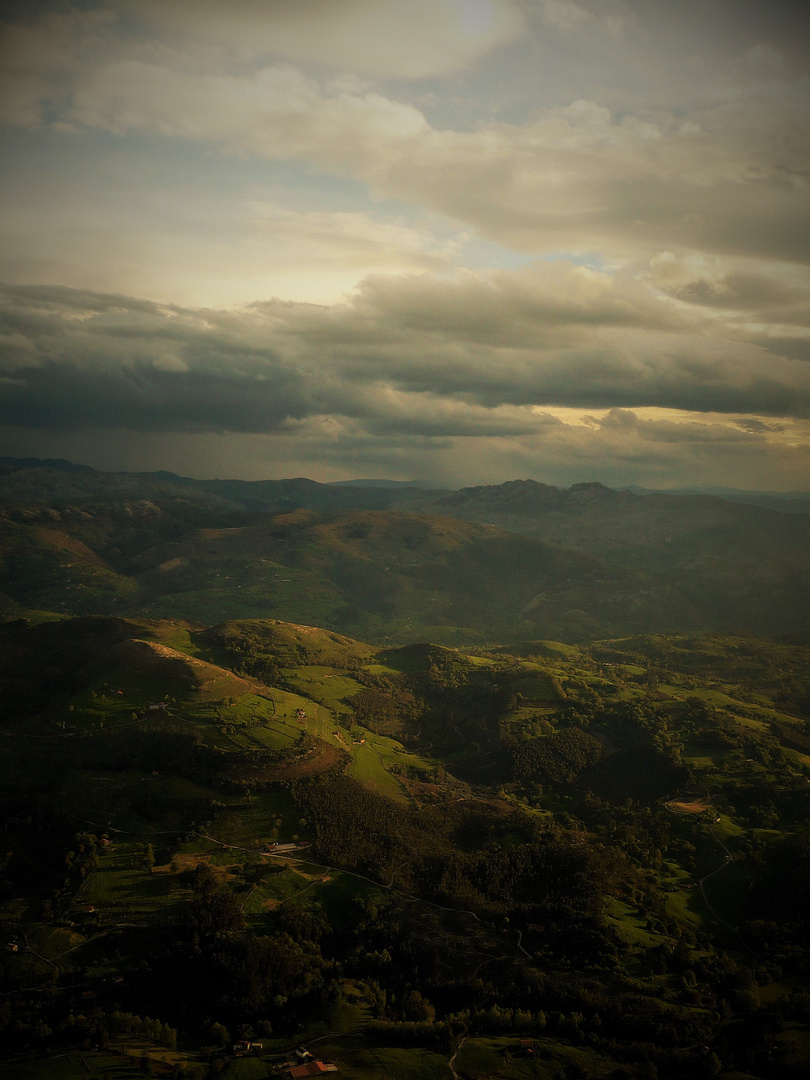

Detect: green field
[79, 844, 186, 918]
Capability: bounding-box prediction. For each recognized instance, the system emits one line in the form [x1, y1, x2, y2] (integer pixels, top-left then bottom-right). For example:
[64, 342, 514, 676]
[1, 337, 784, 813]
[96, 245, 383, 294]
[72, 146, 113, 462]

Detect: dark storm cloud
[742, 337, 810, 363]
[2, 279, 810, 443]
[0, 284, 312, 432]
[0, 361, 310, 432]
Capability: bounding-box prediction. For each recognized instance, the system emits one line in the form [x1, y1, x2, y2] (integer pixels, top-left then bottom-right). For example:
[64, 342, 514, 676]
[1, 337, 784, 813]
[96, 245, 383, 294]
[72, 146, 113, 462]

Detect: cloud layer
[1, 272, 808, 488]
[0, 1, 808, 488]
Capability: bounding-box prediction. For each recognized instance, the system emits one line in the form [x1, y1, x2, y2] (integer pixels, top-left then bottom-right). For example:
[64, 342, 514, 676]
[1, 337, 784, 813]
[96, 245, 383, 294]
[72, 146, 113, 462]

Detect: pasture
[79, 844, 186, 919]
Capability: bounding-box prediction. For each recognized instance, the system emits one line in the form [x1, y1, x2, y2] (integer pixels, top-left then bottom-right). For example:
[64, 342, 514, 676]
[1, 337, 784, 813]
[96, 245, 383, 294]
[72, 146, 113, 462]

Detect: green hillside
[1, 615, 809, 1076]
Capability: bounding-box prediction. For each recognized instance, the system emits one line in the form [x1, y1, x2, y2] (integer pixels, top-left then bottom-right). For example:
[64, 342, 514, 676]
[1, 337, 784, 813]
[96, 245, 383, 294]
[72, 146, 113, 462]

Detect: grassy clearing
[27, 925, 85, 959]
[270, 687, 331, 723]
[667, 797, 710, 814]
[512, 674, 560, 700]
[728, 712, 769, 733]
[223, 694, 275, 722]
[454, 1035, 612, 1079]
[243, 866, 318, 911]
[147, 620, 203, 655]
[701, 858, 751, 927]
[206, 789, 306, 848]
[224, 1059, 269, 1080]
[364, 662, 401, 676]
[80, 844, 186, 919]
[604, 897, 663, 948]
[666, 886, 703, 928]
[338, 1046, 451, 1079]
[711, 815, 745, 841]
[343, 726, 433, 802]
[106, 1037, 202, 1072]
[242, 723, 298, 751]
[347, 742, 406, 801]
[370, 741, 439, 789]
[177, 833, 221, 853]
[314, 871, 384, 926]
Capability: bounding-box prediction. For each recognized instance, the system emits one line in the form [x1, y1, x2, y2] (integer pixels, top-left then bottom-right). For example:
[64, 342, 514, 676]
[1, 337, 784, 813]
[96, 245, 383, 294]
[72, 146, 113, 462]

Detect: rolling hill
[2, 612, 810, 1076]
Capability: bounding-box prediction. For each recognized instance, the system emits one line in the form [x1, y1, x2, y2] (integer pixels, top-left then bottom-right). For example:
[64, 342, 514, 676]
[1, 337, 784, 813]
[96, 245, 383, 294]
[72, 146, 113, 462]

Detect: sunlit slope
[200, 617, 378, 670]
[0, 617, 253, 728]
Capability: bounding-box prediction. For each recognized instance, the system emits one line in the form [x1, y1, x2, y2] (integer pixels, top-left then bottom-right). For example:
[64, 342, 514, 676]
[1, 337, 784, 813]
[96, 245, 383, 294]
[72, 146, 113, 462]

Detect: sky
[0, 0, 809, 490]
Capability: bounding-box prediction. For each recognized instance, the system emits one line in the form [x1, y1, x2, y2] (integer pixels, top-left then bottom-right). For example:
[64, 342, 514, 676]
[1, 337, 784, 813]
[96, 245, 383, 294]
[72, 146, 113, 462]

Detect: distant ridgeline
[0, 457, 808, 643]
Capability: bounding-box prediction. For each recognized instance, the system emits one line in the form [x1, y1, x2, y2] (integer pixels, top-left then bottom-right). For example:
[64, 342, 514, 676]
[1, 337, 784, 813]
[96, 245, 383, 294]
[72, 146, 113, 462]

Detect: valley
[0, 460, 808, 1078]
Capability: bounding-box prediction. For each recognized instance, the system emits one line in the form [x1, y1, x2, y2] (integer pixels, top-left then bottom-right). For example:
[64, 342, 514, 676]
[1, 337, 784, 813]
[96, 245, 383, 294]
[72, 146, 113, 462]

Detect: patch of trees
[434, 836, 605, 922]
[741, 829, 810, 975]
[771, 718, 810, 755]
[181, 862, 244, 942]
[0, 793, 78, 905]
[130, 789, 217, 827]
[350, 681, 423, 736]
[169, 863, 331, 1025]
[293, 774, 439, 889]
[0, 1004, 178, 1058]
[293, 775, 610, 934]
[198, 622, 283, 684]
[723, 778, 810, 829]
[73, 723, 223, 784]
[512, 728, 606, 785]
[579, 748, 691, 805]
[773, 679, 810, 719]
[208, 933, 327, 1015]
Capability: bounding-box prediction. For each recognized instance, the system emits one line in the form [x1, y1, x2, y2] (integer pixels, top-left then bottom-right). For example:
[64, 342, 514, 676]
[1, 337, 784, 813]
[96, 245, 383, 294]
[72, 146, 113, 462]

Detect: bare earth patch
[667, 798, 710, 814]
[223, 740, 347, 784]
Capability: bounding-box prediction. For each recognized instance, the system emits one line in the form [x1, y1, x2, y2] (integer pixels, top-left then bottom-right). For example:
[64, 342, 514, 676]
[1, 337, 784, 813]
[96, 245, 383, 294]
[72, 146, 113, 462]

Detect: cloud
[127, 0, 525, 80]
[2, 271, 809, 448]
[3, 6, 808, 275]
[1, 2, 808, 492]
[734, 417, 786, 434]
[649, 252, 810, 314]
[592, 407, 767, 444]
[0, 0, 525, 109]
[535, 0, 589, 32]
[242, 204, 458, 272]
[64, 61, 429, 173]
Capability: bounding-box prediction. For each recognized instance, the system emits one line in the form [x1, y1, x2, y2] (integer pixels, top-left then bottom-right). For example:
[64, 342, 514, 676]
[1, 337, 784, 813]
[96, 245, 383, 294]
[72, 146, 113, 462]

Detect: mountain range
[1, 457, 807, 644]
